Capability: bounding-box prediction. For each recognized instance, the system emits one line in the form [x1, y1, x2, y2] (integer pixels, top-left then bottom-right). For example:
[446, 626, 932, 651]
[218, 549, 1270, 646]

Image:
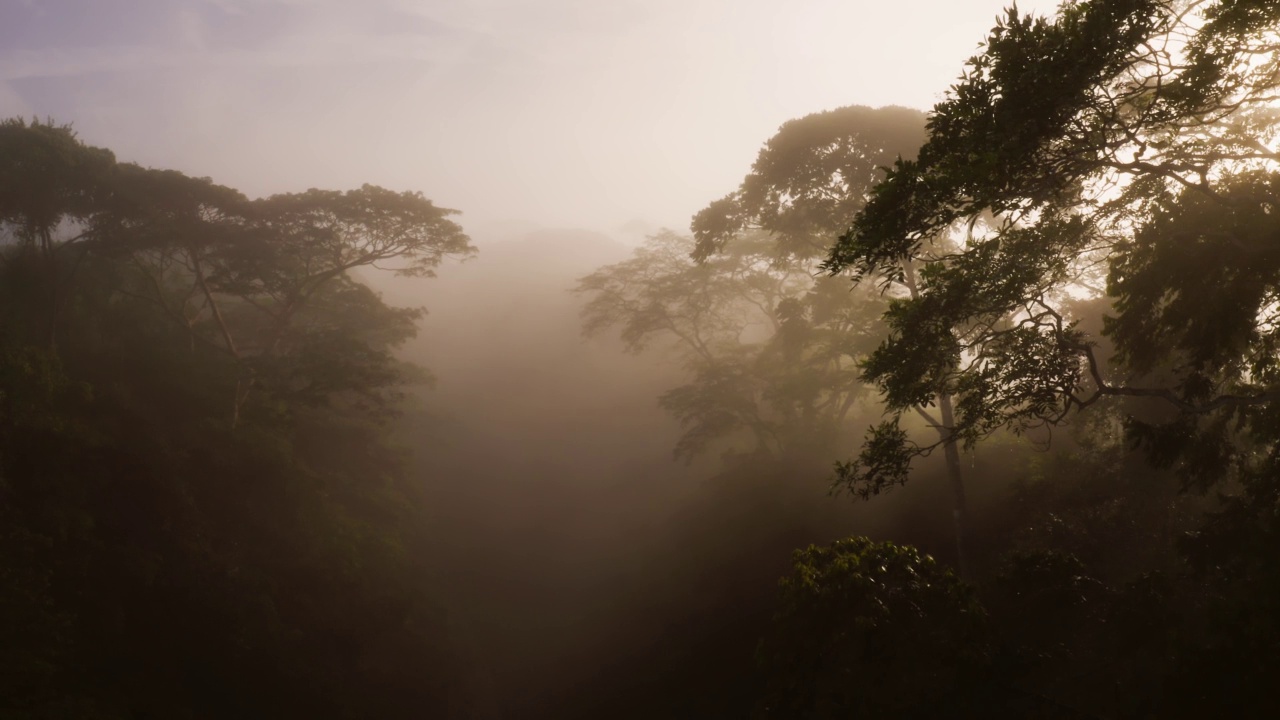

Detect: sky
[0, 0, 1062, 239]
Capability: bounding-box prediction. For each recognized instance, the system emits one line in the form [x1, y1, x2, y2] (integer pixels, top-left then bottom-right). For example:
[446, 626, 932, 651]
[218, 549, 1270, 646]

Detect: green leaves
[829, 0, 1165, 282]
[832, 418, 915, 499]
[1110, 171, 1280, 380]
[823, 0, 1280, 489]
[757, 537, 989, 718]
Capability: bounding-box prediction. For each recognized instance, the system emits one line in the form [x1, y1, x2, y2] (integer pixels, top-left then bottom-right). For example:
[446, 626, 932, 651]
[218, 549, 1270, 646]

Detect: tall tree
[695, 105, 1000, 573]
[0, 119, 477, 717]
[693, 104, 927, 262]
[580, 106, 925, 464]
[99, 167, 474, 426]
[824, 0, 1280, 542]
[578, 229, 870, 460]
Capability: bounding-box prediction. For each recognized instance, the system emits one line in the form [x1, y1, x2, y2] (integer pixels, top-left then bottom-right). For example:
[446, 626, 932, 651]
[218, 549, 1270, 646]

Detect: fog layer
[376, 226, 994, 718]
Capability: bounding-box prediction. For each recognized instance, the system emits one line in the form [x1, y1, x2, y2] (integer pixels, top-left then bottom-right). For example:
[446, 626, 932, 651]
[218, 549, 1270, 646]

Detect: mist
[6, 0, 1280, 718]
[365, 224, 1023, 717]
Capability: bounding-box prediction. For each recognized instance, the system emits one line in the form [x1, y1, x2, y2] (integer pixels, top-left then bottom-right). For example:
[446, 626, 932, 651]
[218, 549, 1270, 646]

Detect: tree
[0, 119, 476, 717]
[578, 229, 864, 459]
[693, 105, 927, 262]
[579, 106, 925, 463]
[693, 103, 1006, 574]
[824, 0, 1280, 540]
[0, 119, 116, 350]
[99, 166, 475, 426]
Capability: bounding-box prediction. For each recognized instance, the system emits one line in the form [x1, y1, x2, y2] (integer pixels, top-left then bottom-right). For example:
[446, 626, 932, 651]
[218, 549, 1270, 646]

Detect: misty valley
[6, 1, 1280, 718]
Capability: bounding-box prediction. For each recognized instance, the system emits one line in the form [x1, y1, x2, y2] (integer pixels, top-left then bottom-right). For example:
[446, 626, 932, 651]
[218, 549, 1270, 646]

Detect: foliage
[0, 119, 473, 717]
[1005, 404, 1199, 578]
[579, 106, 925, 462]
[754, 4, 1280, 714]
[0, 118, 114, 250]
[755, 537, 990, 719]
[578, 229, 877, 460]
[693, 105, 927, 262]
[825, 0, 1280, 490]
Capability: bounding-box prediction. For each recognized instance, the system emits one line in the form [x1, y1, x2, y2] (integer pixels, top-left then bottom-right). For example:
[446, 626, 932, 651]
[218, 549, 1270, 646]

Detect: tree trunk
[904, 257, 971, 580]
[936, 392, 969, 581]
[189, 246, 249, 429]
[41, 229, 60, 354]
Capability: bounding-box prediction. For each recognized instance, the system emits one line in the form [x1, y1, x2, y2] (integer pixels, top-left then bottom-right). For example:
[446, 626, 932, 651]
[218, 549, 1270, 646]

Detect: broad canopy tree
[0, 120, 475, 430]
[826, 0, 1280, 504]
[578, 229, 872, 460]
[579, 106, 926, 462]
[693, 104, 927, 263]
[40, 142, 478, 426]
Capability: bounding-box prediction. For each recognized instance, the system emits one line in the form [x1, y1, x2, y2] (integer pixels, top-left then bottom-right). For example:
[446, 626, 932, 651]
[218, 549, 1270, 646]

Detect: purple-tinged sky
[1, 0, 1061, 238]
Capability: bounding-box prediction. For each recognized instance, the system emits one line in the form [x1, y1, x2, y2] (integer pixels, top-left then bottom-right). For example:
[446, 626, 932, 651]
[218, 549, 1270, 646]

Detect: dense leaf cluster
[756, 538, 989, 719]
[756, 1, 1280, 715]
[827, 0, 1280, 492]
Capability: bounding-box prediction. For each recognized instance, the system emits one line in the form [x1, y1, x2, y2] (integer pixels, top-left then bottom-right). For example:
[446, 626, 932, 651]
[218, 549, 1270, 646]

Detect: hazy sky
[1, 0, 1060, 238]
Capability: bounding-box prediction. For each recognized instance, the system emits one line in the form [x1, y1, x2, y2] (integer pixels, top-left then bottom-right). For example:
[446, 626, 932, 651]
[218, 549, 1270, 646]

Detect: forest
[4, 0, 1280, 717]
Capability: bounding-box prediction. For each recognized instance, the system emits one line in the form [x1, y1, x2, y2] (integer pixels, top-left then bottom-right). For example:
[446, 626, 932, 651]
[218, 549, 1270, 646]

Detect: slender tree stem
[937, 392, 969, 581]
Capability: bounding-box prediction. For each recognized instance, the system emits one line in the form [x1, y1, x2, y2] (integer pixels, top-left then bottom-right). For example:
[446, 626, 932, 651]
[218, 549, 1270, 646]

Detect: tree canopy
[693, 105, 927, 262]
[579, 106, 925, 462]
[826, 0, 1280, 493]
[0, 119, 476, 717]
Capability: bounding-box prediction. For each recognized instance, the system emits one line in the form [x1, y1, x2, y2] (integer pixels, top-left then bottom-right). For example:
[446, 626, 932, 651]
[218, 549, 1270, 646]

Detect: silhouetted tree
[99, 166, 473, 427]
[0, 119, 475, 718]
[824, 0, 1280, 565]
[577, 229, 872, 459]
[0, 118, 115, 350]
[579, 106, 926, 463]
